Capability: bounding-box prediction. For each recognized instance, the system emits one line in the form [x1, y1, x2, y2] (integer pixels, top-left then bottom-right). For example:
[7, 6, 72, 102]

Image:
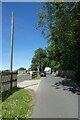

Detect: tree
[31, 48, 47, 72]
[31, 57, 38, 71]
[36, 2, 80, 80]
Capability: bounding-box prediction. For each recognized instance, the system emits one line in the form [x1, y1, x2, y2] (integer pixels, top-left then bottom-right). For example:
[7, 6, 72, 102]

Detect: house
[18, 67, 27, 74]
[18, 70, 26, 74]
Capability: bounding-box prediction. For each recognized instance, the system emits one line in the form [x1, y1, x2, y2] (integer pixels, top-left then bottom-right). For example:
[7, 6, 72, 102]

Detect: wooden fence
[0, 71, 18, 93]
[55, 70, 75, 79]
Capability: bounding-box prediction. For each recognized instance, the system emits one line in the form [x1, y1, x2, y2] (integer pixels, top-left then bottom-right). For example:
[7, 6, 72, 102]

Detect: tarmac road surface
[32, 74, 78, 118]
[17, 74, 30, 83]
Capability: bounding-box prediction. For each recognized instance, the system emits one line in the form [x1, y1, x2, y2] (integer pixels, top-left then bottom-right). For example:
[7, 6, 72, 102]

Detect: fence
[56, 70, 76, 79]
[0, 71, 18, 93]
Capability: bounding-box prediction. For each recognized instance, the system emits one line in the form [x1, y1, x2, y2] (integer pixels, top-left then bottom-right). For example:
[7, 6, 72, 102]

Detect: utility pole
[10, 12, 14, 89]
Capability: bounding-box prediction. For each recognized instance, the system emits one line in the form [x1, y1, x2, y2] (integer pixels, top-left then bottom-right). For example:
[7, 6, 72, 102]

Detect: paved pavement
[32, 75, 78, 118]
[17, 79, 41, 93]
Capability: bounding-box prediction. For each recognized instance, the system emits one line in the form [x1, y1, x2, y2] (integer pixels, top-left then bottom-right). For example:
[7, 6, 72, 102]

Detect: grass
[2, 88, 34, 119]
[2, 87, 19, 102]
[17, 73, 27, 77]
[29, 75, 41, 80]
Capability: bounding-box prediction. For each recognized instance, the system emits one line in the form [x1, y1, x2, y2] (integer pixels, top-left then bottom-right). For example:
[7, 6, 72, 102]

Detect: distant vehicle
[40, 72, 46, 77]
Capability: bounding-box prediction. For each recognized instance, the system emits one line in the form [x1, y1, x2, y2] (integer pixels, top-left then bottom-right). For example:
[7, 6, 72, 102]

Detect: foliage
[37, 2, 80, 80]
[31, 48, 47, 72]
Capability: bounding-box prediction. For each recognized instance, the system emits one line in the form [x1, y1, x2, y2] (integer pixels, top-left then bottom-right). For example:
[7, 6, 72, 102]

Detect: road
[17, 74, 30, 83]
[32, 74, 78, 118]
[17, 73, 41, 92]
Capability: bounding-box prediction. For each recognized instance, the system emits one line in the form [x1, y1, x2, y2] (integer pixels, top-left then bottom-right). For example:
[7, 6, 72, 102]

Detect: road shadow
[52, 78, 80, 95]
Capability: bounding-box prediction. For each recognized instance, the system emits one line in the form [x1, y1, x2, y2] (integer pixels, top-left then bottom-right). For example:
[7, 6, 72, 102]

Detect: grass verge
[29, 75, 41, 80]
[2, 88, 33, 119]
[17, 74, 27, 77]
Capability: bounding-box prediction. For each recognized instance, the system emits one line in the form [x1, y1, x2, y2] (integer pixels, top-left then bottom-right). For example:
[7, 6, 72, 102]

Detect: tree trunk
[50, 67, 53, 74]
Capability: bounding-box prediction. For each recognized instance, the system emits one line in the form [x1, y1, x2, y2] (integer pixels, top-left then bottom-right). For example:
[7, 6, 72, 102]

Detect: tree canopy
[36, 2, 80, 80]
[31, 48, 47, 72]
[18, 67, 26, 70]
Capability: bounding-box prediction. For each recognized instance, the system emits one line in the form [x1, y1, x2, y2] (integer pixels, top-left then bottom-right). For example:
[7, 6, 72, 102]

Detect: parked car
[40, 72, 46, 77]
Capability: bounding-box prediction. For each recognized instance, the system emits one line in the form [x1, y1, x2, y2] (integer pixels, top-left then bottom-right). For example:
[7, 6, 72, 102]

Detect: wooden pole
[10, 12, 14, 72]
[10, 12, 14, 89]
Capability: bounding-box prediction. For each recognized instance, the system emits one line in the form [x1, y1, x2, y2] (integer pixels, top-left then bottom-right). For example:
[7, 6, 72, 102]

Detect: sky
[2, 2, 48, 70]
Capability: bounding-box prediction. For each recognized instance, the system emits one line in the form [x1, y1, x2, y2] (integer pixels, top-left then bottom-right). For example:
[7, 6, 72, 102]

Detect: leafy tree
[31, 57, 38, 71]
[31, 48, 47, 72]
[18, 67, 26, 70]
[36, 2, 80, 80]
